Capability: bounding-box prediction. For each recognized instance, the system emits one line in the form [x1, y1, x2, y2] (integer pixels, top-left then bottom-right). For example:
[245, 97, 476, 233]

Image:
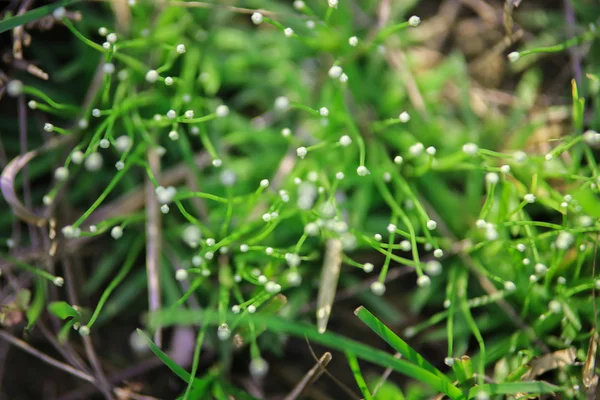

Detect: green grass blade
[25, 277, 46, 332]
[149, 309, 465, 399]
[468, 381, 562, 398]
[354, 306, 447, 380]
[86, 239, 143, 329]
[183, 325, 207, 400]
[346, 351, 373, 400]
[0, 0, 79, 33]
[137, 329, 198, 385]
[48, 301, 79, 320]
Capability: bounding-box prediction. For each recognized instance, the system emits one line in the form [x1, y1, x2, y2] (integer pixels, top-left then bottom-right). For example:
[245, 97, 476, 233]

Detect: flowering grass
[1, 0, 600, 399]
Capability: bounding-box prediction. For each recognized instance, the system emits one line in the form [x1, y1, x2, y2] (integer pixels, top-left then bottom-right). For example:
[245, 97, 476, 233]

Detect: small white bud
[475, 219, 487, 229]
[504, 281, 516, 292]
[53, 277, 64, 287]
[426, 146, 436, 156]
[444, 357, 454, 367]
[98, 27, 108, 36]
[251, 12, 264, 25]
[417, 275, 431, 288]
[262, 213, 272, 222]
[248, 304, 257, 313]
[175, 269, 188, 281]
[548, 300, 562, 313]
[79, 325, 90, 336]
[240, 244, 249, 253]
[534, 263, 547, 275]
[107, 33, 117, 43]
[281, 128, 291, 137]
[145, 70, 159, 83]
[293, 0, 305, 9]
[408, 15, 421, 27]
[374, 233, 382, 241]
[216, 105, 229, 117]
[103, 63, 115, 74]
[339, 135, 352, 147]
[394, 155, 403, 165]
[523, 258, 531, 265]
[92, 108, 102, 117]
[336, 172, 345, 180]
[507, 52, 520, 63]
[231, 305, 241, 314]
[328, 65, 343, 79]
[284, 27, 294, 37]
[265, 247, 274, 255]
[115, 135, 132, 152]
[84, 152, 103, 171]
[387, 224, 396, 233]
[545, 153, 553, 161]
[349, 36, 358, 46]
[399, 111, 410, 123]
[357, 166, 370, 176]
[516, 243, 526, 252]
[425, 261, 442, 276]
[485, 172, 499, 185]
[164, 76, 174, 86]
[28, 100, 38, 109]
[319, 107, 329, 117]
[434, 249, 444, 258]
[6, 80, 23, 97]
[363, 262, 374, 273]
[513, 151, 527, 162]
[328, 0, 338, 8]
[500, 165, 511, 174]
[111, 226, 123, 239]
[212, 159, 222, 167]
[217, 323, 231, 341]
[409, 142, 424, 156]
[176, 44, 186, 54]
[99, 138, 110, 148]
[260, 179, 269, 188]
[524, 193, 536, 203]
[44, 123, 54, 132]
[426, 220, 437, 230]
[168, 130, 179, 141]
[462, 143, 479, 155]
[249, 358, 269, 378]
[370, 281, 386, 295]
[54, 167, 69, 181]
[296, 147, 307, 159]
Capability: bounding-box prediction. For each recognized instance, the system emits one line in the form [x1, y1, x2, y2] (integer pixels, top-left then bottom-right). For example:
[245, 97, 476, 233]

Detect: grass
[0, 0, 600, 399]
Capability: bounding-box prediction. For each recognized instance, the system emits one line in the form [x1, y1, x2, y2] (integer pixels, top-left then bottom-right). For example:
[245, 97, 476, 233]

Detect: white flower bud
[349, 36, 358, 46]
[145, 70, 159, 83]
[319, 107, 329, 117]
[357, 166, 370, 176]
[417, 275, 431, 287]
[296, 147, 307, 159]
[408, 16, 421, 27]
[216, 105, 229, 117]
[284, 27, 294, 37]
[339, 135, 352, 147]
[176, 44, 186, 54]
[399, 111, 410, 123]
[507, 52, 520, 63]
[370, 281, 386, 295]
[54, 167, 69, 181]
[251, 12, 263, 25]
[84, 152, 103, 171]
[328, 65, 343, 79]
[111, 226, 123, 239]
[524, 193, 536, 203]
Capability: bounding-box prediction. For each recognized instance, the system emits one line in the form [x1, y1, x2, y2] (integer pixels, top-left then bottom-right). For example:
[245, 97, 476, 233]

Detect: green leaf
[25, 277, 46, 331]
[136, 329, 205, 389]
[149, 309, 465, 399]
[58, 319, 76, 344]
[354, 306, 448, 380]
[468, 381, 561, 398]
[48, 301, 79, 320]
[346, 351, 373, 400]
[0, 0, 79, 34]
[572, 186, 600, 218]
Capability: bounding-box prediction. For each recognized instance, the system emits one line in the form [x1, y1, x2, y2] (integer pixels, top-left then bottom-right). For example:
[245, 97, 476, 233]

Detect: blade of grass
[467, 381, 562, 398]
[346, 351, 373, 400]
[354, 306, 447, 380]
[0, 0, 79, 33]
[183, 325, 207, 400]
[149, 309, 465, 399]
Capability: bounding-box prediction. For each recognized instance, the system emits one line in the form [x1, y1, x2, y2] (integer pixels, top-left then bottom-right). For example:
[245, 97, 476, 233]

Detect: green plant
[1, 1, 600, 399]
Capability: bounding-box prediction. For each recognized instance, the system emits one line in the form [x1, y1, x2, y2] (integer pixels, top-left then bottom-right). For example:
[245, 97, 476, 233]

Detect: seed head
[417, 275, 431, 287]
[370, 281, 386, 296]
[251, 12, 264, 25]
[145, 69, 159, 83]
[408, 15, 421, 27]
[507, 52, 520, 63]
[339, 135, 352, 147]
[111, 226, 123, 240]
[328, 65, 343, 79]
